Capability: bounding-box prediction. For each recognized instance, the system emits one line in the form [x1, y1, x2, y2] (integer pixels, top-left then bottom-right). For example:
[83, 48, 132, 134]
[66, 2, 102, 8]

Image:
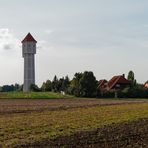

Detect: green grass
[0, 92, 74, 99]
[0, 102, 148, 147]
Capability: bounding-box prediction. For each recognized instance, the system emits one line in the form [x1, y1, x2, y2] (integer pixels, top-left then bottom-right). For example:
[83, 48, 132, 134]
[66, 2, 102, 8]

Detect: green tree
[41, 82, 46, 91]
[69, 73, 83, 96]
[68, 71, 97, 97]
[0, 86, 2, 92]
[45, 80, 52, 91]
[80, 71, 97, 97]
[52, 75, 59, 92]
[62, 75, 70, 92]
[41, 80, 52, 91]
[14, 83, 21, 91]
[127, 70, 136, 87]
[30, 84, 41, 92]
[58, 77, 64, 91]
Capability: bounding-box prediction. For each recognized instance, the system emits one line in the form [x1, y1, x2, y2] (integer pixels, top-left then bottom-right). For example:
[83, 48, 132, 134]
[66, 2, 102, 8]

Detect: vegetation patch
[0, 92, 73, 99]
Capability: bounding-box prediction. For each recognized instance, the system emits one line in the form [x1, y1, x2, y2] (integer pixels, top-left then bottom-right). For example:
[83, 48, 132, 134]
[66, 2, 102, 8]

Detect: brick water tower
[22, 33, 37, 92]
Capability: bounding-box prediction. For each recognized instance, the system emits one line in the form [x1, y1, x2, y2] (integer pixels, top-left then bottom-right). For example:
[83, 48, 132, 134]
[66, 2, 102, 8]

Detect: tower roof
[22, 33, 37, 43]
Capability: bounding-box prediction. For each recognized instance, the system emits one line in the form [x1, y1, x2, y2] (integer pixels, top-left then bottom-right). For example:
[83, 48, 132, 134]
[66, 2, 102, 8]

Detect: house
[108, 75, 131, 90]
[144, 81, 148, 88]
[98, 79, 108, 90]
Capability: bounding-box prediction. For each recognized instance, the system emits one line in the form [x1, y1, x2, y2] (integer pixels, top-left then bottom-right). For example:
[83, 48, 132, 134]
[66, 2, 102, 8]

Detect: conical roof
[22, 33, 37, 43]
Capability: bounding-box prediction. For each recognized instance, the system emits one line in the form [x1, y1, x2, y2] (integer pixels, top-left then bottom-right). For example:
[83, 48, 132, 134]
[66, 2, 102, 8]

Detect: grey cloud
[3, 44, 13, 50]
[0, 28, 20, 51]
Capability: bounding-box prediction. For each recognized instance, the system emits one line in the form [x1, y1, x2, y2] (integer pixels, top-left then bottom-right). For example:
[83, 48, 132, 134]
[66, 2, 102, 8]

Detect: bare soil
[16, 118, 148, 148]
[0, 98, 147, 114]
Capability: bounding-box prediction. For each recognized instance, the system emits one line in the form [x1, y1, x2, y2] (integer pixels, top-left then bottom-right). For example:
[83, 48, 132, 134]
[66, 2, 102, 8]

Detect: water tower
[22, 33, 37, 92]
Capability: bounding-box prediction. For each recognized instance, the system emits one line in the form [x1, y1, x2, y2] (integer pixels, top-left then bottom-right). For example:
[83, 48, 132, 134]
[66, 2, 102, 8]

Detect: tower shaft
[23, 54, 35, 92]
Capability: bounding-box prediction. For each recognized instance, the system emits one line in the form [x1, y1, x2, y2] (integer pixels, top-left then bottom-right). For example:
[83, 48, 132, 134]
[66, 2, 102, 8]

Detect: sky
[0, 0, 148, 86]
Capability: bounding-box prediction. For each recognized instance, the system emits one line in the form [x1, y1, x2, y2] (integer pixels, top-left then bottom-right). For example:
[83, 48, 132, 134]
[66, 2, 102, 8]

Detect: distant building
[98, 79, 108, 90]
[108, 75, 131, 90]
[22, 33, 37, 92]
[144, 81, 148, 88]
[98, 75, 130, 92]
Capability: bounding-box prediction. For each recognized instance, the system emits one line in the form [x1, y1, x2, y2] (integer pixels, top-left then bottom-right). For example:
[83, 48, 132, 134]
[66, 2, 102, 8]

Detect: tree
[41, 82, 46, 91]
[45, 80, 52, 91]
[62, 76, 70, 92]
[127, 70, 136, 87]
[30, 84, 41, 92]
[68, 71, 97, 97]
[79, 71, 97, 97]
[41, 80, 52, 92]
[14, 83, 22, 91]
[52, 75, 59, 92]
[1, 85, 14, 92]
[70, 72, 83, 96]
[127, 71, 134, 82]
[0, 86, 2, 92]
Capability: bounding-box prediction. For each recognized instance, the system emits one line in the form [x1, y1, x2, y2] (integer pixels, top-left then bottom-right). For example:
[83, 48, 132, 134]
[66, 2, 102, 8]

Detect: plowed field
[0, 98, 147, 147]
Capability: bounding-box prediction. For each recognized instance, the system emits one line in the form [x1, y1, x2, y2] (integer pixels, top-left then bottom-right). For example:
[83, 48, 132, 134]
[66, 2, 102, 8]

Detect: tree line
[38, 71, 97, 98]
[0, 84, 22, 92]
[28, 70, 148, 98]
[0, 70, 148, 98]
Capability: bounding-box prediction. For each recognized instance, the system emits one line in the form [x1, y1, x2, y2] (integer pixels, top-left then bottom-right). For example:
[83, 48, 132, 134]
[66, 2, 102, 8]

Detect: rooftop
[108, 75, 130, 90]
[22, 33, 37, 43]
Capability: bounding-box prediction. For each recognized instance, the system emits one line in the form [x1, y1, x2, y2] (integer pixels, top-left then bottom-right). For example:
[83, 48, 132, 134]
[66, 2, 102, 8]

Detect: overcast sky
[0, 0, 148, 86]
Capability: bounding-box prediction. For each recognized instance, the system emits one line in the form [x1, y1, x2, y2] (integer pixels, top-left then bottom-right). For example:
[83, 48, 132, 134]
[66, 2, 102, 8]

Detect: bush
[97, 90, 115, 98]
[118, 86, 148, 98]
[30, 84, 41, 92]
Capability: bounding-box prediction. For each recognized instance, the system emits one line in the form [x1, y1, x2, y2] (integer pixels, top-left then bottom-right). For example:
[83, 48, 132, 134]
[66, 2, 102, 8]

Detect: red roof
[108, 75, 130, 90]
[98, 79, 108, 89]
[145, 81, 148, 88]
[22, 33, 37, 43]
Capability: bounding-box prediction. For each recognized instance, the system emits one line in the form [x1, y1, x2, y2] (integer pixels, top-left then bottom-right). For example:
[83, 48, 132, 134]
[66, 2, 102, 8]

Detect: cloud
[0, 28, 20, 52]
[3, 44, 13, 50]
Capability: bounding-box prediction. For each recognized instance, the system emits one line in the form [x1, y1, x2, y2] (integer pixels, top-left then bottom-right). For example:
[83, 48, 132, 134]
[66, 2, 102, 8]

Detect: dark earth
[15, 118, 148, 148]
